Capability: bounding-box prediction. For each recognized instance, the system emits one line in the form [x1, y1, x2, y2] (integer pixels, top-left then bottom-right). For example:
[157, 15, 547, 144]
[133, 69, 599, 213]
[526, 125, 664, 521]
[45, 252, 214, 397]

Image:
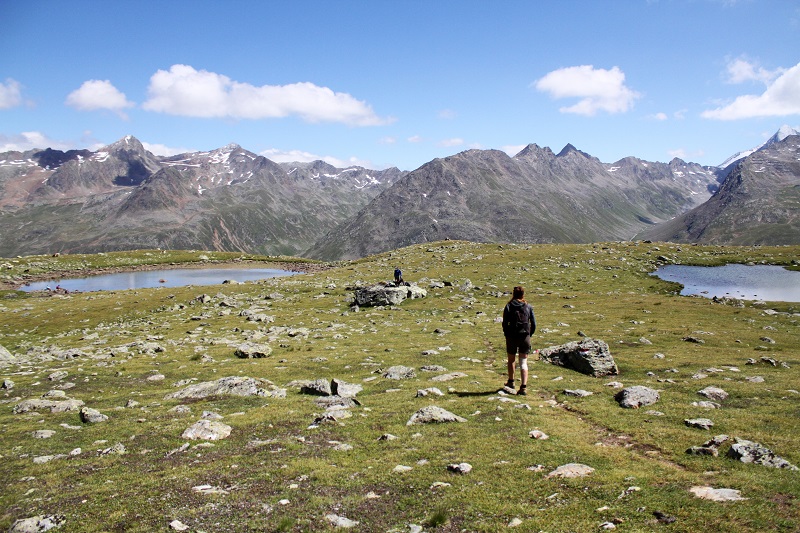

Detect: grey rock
[430, 372, 468, 382]
[8, 515, 65, 533]
[689, 486, 747, 501]
[182, 419, 232, 440]
[447, 462, 473, 474]
[382, 365, 416, 380]
[32, 430, 56, 439]
[420, 365, 448, 372]
[727, 438, 799, 470]
[539, 338, 618, 377]
[313, 396, 358, 410]
[1, 378, 14, 390]
[13, 398, 85, 414]
[166, 376, 285, 400]
[331, 378, 362, 398]
[546, 463, 595, 478]
[354, 283, 427, 307]
[80, 407, 108, 423]
[686, 435, 729, 456]
[301, 379, 333, 396]
[48, 370, 68, 381]
[685, 418, 714, 430]
[416, 387, 445, 397]
[407, 405, 467, 425]
[563, 389, 593, 397]
[324, 514, 359, 528]
[615, 386, 660, 408]
[698, 386, 728, 402]
[234, 343, 272, 358]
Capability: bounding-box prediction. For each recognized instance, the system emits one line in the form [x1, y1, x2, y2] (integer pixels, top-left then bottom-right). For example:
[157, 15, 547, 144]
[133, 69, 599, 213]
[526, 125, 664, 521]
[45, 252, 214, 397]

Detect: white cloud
[141, 142, 193, 157]
[407, 135, 423, 143]
[651, 112, 668, 121]
[534, 65, 640, 116]
[259, 148, 373, 168]
[0, 131, 72, 152]
[438, 108, 457, 120]
[0, 78, 23, 109]
[725, 57, 783, 85]
[438, 138, 464, 147]
[702, 62, 800, 120]
[142, 64, 392, 126]
[65, 80, 134, 117]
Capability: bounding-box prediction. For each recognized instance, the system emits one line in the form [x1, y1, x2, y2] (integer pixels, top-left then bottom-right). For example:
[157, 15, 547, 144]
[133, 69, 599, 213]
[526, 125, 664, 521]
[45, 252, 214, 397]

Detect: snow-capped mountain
[718, 125, 800, 170]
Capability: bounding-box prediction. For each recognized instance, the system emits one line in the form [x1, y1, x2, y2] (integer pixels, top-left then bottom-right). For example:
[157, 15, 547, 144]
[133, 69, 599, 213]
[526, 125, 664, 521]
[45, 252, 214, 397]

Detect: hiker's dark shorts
[506, 335, 531, 356]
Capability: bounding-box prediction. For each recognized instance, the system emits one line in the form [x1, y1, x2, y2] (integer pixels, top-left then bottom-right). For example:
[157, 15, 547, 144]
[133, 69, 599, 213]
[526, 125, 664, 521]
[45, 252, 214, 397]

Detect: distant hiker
[394, 267, 403, 285]
[502, 285, 536, 395]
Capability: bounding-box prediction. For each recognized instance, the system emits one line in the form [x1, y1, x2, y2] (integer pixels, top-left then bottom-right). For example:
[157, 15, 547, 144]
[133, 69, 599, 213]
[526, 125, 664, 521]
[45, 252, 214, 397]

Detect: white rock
[689, 486, 747, 501]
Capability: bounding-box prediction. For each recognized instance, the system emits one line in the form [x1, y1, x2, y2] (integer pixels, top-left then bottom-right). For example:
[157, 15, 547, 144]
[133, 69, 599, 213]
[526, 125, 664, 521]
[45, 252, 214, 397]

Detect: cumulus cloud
[65, 80, 134, 117]
[142, 64, 392, 126]
[534, 65, 640, 116]
[438, 137, 464, 147]
[0, 131, 73, 152]
[0, 78, 23, 109]
[702, 62, 800, 119]
[259, 148, 373, 168]
[725, 57, 783, 85]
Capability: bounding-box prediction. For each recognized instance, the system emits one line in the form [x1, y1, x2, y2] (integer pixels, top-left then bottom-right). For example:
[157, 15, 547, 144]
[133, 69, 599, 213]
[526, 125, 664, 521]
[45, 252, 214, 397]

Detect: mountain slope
[639, 134, 800, 245]
[305, 146, 719, 260]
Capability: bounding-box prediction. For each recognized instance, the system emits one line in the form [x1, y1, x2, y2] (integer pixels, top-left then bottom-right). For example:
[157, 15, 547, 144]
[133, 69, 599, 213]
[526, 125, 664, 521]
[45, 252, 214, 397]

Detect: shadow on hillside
[451, 389, 504, 397]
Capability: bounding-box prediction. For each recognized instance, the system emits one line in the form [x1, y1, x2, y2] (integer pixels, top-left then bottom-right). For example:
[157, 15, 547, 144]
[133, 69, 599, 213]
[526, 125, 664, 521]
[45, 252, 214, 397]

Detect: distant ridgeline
[1, 129, 797, 260]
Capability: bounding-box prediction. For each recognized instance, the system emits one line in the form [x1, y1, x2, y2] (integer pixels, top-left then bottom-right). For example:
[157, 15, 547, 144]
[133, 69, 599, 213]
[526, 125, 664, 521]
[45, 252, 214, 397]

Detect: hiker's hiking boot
[504, 380, 514, 389]
[517, 385, 527, 396]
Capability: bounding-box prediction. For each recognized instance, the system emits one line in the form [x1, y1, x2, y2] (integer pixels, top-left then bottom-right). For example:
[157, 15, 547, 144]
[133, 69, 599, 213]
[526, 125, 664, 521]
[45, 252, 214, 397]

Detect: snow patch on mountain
[718, 125, 800, 168]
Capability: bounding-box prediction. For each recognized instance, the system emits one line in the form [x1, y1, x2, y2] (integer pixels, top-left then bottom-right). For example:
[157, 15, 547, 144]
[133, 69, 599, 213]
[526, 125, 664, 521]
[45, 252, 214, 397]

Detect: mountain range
[0, 128, 797, 260]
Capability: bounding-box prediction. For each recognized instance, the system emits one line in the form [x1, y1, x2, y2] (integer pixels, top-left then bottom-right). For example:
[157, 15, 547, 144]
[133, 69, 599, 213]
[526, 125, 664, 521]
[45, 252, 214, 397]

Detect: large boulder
[727, 438, 799, 470]
[615, 386, 660, 408]
[165, 376, 285, 400]
[354, 283, 426, 307]
[539, 338, 618, 377]
[407, 405, 467, 425]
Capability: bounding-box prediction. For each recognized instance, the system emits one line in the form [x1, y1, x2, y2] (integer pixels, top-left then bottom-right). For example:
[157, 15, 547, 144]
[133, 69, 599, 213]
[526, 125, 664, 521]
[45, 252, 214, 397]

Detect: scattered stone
[354, 283, 427, 307]
[605, 381, 623, 388]
[182, 419, 232, 441]
[331, 378, 362, 398]
[80, 407, 108, 424]
[689, 486, 747, 502]
[0, 344, 17, 364]
[325, 514, 359, 528]
[546, 463, 595, 478]
[99, 443, 127, 456]
[430, 372, 467, 382]
[420, 365, 448, 372]
[382, 366, 416, 380]
[9, 515, 65, 532]
[407, 406, 467, 425]
[234, 343, 272, 358]
[146, 374, 165, 382]
[192, 484, 229, 495]
[313, 396, 358, 410]
[416, 387, 445, 397]
[300, 379, 333, 396]
[692, 400, 721, 409]
[563, 389, 593, 397]
[166, 376, 285, 400]
[538, 338, 618, 377]
[698, 386, 728, 402]
[508, 518, 523, 528]
[653, 511, 677, 524]
[32, 430, 56, 439]
[686, 435, 729, 456]
[378, 433, 398, 441]
[48, 371, 68, 381]
[446, 462, 472, 474]
[393, 465, 413, 473]
[683, 336, 705, 344]
[13, 398, 85, 414]
[2, 378, 14, 390]
[615, 386, 659, 408]
[745, 376, 764, 383]
[727, 438, 799, 470]
[638, 337, 652, 345]
[529, 430, 549, 440]
[685, 418, 714, 430]
[169, 520, 191, 531]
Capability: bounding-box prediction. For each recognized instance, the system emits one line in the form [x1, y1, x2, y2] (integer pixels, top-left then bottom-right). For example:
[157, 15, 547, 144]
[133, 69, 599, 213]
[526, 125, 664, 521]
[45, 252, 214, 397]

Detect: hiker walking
[394, 267, 403, 285]
[502, 285, 536, 395]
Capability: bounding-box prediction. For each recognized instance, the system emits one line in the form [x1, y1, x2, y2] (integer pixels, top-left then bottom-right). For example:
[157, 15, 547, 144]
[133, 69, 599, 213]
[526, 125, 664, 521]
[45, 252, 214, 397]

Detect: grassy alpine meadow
[0, 241, 798, 532]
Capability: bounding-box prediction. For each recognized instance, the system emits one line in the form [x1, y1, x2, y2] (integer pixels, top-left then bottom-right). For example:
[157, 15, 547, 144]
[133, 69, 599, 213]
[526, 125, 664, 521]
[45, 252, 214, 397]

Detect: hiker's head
[512, 286, 525, 300]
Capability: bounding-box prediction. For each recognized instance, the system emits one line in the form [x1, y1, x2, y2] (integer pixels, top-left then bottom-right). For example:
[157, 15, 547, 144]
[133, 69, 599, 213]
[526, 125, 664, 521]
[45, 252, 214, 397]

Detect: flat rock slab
[9, 515, 65, 533]
[539, 338, 618, 377]
[80, 407, 108, 424]
[546, 463, 595, 478]
[698, 386, 728, 402]
[383, 365, 416, 380]
[182, 419, 232, 441]
[354, 283, 427, 307]
[13, 398, 84, 414]
[430, 372, 468, 382]
[685, 418, 714, 430]
[166, 376, 285, 400]
[615, 386, 659, 408]
[689, 486, 747, 502]
[234, 343, 272, 358]
[407, 406, 467, 425]
[727, 438, 799, 470]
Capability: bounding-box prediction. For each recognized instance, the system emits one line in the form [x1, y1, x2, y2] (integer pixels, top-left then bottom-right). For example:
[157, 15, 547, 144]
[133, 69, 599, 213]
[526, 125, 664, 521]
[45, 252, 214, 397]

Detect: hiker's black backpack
[507, 303, 531, 336]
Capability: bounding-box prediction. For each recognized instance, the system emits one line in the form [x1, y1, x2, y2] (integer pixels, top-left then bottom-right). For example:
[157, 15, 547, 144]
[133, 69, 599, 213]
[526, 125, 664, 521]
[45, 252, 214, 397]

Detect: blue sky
[1, 0, 799, 170]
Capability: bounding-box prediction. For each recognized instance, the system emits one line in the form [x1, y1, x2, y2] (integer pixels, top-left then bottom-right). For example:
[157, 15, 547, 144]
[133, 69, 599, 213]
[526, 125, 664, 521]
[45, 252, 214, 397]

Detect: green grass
[1, 241, 798, 532]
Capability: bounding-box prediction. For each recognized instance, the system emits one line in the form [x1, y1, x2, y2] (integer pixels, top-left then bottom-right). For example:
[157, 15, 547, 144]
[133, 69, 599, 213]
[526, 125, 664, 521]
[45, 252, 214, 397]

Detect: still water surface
[651, 264, 800, 302]
[20, 267, 297, 293]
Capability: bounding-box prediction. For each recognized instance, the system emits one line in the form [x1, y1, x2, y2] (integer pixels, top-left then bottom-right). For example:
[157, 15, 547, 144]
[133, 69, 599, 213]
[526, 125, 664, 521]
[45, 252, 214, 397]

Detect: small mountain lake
[20, 267, 298, 293]
[651, 264, 800, 302]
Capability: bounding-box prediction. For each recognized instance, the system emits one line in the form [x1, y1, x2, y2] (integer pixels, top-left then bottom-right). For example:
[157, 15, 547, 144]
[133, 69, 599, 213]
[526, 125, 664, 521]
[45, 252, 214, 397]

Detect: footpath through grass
[0, 241, 798, 532]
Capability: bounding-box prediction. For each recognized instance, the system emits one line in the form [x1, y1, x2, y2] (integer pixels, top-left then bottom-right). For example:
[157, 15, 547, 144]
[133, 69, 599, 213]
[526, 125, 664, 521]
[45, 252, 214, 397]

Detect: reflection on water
[651, 264, 800, 302]
[20, 267, 297, 293]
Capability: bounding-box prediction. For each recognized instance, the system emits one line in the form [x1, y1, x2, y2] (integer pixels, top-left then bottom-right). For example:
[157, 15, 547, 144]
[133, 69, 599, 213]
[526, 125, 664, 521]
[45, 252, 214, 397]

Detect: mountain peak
[718, 125, 800, 169]
[103, 135, 147, 154]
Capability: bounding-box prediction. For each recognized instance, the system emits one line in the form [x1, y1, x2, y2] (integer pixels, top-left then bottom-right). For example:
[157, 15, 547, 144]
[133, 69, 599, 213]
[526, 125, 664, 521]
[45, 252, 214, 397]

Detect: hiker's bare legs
[506, 353, 516, 383]
[519, 354, 528, 386]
